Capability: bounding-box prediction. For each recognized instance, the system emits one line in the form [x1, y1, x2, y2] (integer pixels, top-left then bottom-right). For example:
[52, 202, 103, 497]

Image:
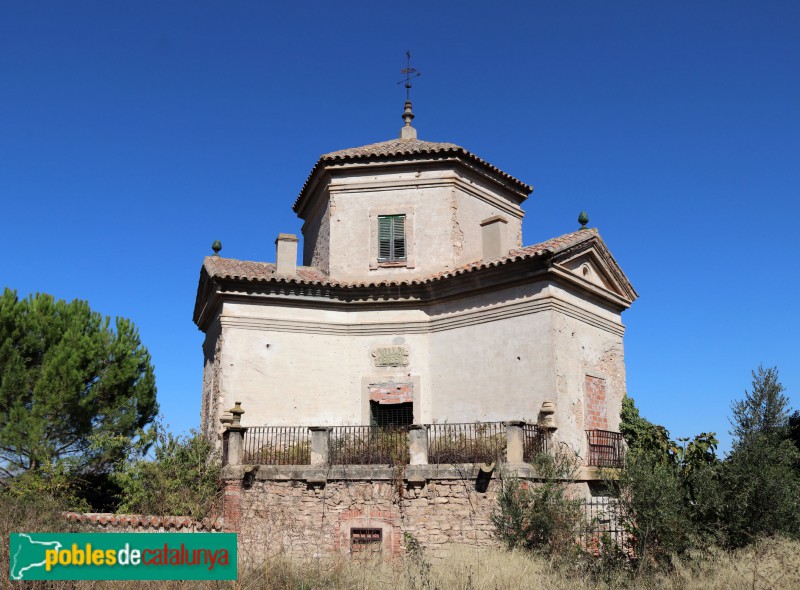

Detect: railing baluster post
[505, 421, 525, 464]
[408, 424, 428, 465]
[223, 402, 246, 467]
[310, 426, 331, 465]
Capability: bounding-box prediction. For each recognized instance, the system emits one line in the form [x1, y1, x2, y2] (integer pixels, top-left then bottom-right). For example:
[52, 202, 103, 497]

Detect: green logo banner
[9, 533, 237, 580]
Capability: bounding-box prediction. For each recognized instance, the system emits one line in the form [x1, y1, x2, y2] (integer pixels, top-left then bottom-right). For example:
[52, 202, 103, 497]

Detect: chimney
[480, 216, 508, 261]
[275, 233, 299, 276]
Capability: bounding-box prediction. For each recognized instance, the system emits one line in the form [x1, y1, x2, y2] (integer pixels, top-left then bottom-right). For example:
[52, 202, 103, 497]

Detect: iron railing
[243, 426, 311, 465]
[522, 424, 551, 462]
[577, 497, 630, 555]
[329, 426, 410, 465]
[586, 429, 625, 468]
[238, 422, 616, 467]
[427, 422, 506, 464]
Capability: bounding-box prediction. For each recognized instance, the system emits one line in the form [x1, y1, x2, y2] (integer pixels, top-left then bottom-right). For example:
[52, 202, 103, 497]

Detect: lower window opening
[370, 401, 413, 428]
[351, 527, 382, 556]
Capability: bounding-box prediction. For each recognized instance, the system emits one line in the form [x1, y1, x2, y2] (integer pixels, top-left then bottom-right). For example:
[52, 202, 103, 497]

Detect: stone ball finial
[229, 401, 245, 426]
[211, 240, 222, 256]
[578, 211, 589, 229]
[538, 399, 557, 430]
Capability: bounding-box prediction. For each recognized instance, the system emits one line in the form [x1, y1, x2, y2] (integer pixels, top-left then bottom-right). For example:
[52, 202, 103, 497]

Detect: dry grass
[234, 540, 800, 590]
[6, 541, 796, 589]
[3, 492, 799, 589]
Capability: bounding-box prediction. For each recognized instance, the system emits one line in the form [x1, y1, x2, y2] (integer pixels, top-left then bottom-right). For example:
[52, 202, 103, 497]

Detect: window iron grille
[351, 528, 382, 555]
[370, 401, 413, 428]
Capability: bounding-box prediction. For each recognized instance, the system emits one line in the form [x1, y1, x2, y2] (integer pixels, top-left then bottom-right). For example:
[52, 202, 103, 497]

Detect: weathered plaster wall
[328, 181, 453, 281]
[452, 182, 523, 265]
[547, 283, 627, 457]
[304, 165, 525, 282]
[214, 302, 432, 428]
[204, 278, 625, 454]
[427, 292, 556, 423]
[301, 198, 331, 275]
[201, 320, 223, 440]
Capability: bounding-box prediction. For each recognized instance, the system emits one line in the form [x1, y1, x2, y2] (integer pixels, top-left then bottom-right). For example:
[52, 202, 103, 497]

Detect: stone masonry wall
[237, 477, 499, 559]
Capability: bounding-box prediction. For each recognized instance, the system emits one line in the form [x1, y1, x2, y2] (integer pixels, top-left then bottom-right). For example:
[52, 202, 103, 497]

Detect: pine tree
[722, 366, 800, 545]
[730, 365, 791, 445]
[0, 288, 158, 482]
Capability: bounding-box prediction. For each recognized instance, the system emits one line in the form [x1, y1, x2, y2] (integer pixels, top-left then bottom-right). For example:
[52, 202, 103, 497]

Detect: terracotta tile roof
[63, 512, 223, 531]
[323, 138, 463, 159]
[511, 227, 598, 258]
[203, 257, 328, 283]
[294, 137, 532, 213]
[203, 228, 597, 289]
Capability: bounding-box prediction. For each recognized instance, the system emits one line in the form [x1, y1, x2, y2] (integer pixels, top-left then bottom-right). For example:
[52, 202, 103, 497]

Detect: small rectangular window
[378, 215, 406, 262]
[351, 528, 382, 555]
[370, 401, 414, 428]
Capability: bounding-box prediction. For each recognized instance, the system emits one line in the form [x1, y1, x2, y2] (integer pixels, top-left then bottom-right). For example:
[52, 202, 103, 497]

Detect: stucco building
[194, 101, 636, 457]
[193, 101, 638, 555]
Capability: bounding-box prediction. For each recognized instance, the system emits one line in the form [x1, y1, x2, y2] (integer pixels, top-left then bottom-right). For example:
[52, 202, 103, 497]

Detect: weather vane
[397, 50, 421, 101]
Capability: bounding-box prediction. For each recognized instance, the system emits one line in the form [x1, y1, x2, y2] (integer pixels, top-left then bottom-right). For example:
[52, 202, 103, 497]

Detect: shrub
[113, 423, 221, 520]
[611, 449, 696, 565]
[329, 427, 410, 465]
[492, 447, 583, 557]
[244, 440, 311, 465]
[428, 423, 506, 464]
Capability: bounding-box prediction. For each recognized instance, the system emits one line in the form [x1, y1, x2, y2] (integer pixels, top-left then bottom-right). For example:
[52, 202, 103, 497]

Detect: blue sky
[2, 1, 798, 454]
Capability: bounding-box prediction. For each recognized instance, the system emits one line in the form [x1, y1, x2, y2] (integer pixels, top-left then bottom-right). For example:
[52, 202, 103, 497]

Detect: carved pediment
[561, 253, 617, 292]
[552, 240, 637, 305]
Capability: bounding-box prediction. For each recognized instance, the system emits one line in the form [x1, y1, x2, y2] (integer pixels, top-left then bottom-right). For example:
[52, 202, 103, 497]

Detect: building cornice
[217, 294, 626, 338]
[193, 228, 636, 331]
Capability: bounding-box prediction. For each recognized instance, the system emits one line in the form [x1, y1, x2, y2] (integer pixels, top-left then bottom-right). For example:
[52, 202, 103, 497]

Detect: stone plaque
[371, 346, 409, 367]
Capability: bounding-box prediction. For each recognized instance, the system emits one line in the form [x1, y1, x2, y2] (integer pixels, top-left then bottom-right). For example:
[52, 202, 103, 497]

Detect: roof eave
[193, 263, 223, 330]
[293, 151, 533, 218]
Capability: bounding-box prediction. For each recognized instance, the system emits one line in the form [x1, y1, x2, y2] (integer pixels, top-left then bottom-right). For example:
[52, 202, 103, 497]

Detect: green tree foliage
[0, 289, 158, 481]
[720, 366, 800, 546]
[790, 410, 800, 470]
[619, 395, 673, 460]
[730, 366, 791, 444]
[613, 451, 694, 564]
[613, 396, 722, 562]
[492, 448, 584, 557]
[113, 424, 221, 520]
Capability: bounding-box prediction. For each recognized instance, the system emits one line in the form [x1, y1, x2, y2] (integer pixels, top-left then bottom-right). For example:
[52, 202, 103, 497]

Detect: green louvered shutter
[393, 215, 406, 260]
[377, 215, 406, 262]
[378, 216, 392, 260]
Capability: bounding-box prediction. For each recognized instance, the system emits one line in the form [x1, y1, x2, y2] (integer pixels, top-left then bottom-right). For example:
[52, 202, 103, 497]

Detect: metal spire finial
[398, 51, 421, 140]
[399, 50, 421, 102]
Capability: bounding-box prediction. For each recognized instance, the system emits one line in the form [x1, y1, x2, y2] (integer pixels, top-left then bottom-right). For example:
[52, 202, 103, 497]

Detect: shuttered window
[377, 215, 406, 262]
